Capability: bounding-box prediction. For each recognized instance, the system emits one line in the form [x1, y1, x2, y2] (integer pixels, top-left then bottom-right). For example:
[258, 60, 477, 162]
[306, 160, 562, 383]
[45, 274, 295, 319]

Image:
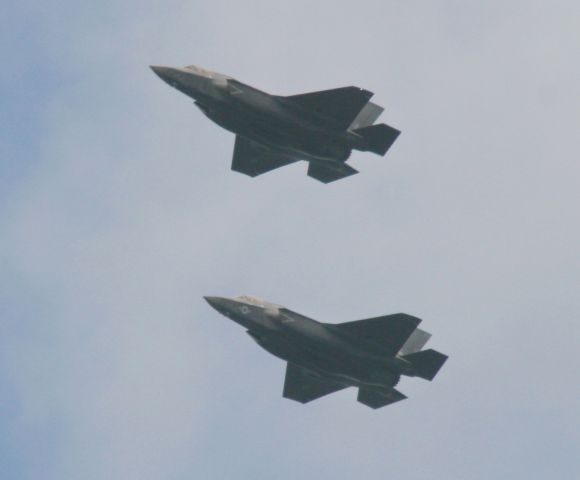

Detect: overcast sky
[2, 1, 579, 479]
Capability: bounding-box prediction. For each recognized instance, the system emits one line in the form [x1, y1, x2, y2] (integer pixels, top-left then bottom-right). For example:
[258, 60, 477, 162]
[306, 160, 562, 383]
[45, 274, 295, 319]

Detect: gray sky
[2, 1, 579, 479]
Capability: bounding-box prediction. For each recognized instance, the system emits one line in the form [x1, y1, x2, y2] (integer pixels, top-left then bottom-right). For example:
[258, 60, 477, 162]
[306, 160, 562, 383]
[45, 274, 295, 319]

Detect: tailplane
[307, 161, 358, 183]
[353, 123, 400, 156]
[402, 349, 448, 381]
[358, 387, 407, 409]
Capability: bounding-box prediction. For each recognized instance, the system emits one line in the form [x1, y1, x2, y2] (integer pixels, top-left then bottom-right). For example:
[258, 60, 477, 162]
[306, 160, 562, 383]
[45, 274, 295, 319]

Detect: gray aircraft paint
[151, 65, 400, 183]
[204, 295, 447, 408]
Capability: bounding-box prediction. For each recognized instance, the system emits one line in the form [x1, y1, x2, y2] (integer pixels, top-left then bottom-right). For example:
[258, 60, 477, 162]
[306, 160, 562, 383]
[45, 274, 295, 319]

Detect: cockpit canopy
[183, 64, 231, 80]
[183, 65, 213, 76]
[236, 295, 266, 306]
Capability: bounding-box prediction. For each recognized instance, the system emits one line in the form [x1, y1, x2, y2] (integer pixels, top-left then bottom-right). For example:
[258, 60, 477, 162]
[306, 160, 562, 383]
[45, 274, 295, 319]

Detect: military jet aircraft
[204, 295, 447, 408]
[151, 64, 400, 183]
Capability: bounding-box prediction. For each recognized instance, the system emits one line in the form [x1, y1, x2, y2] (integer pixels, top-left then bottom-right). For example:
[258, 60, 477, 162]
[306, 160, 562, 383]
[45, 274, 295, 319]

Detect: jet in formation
[204, 295, 447, 408]
[151, 64, 400, 183]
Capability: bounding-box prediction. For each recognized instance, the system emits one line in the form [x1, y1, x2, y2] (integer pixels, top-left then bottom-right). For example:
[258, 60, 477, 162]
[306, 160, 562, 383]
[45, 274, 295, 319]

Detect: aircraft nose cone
[203, 296, 220, 307]
[204, 296, 229, 312]
[150, 65, 171, 79]
[204, 296, 235, 318]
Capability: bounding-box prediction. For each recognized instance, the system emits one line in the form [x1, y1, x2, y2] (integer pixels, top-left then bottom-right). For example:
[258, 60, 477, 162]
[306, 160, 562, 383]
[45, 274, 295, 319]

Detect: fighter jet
[151, 64, 400, 183]
[204, 295, 447, 408]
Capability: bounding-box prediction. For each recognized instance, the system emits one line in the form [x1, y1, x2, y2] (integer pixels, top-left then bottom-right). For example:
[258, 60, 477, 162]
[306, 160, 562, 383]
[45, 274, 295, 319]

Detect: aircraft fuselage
[151, 65, 365, 164]
[204, 296, 413, 391]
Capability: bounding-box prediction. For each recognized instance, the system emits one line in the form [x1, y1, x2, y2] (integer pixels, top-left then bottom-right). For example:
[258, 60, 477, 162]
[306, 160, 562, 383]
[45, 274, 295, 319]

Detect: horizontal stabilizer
[353, 123, 400, 156]
[285, 86, 373, 130]
[283, 363, 347, 403]
[399, 328, 431, 355]
[335, 313, 421, 356]
[357, 387, 407, 409]
[307, 162, 358, 184]
[402, 349, 448, 381]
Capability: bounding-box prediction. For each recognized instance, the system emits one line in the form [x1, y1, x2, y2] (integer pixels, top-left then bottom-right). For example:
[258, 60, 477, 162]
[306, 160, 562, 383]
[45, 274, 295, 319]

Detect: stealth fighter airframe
[151, 64, 400, 183]
[205, 295, 447, 408]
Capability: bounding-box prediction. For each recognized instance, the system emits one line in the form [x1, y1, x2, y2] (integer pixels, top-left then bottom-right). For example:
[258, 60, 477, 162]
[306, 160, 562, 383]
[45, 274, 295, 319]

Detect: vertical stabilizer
[349, 101, 384, 130]
[399, 328, 431, 355]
